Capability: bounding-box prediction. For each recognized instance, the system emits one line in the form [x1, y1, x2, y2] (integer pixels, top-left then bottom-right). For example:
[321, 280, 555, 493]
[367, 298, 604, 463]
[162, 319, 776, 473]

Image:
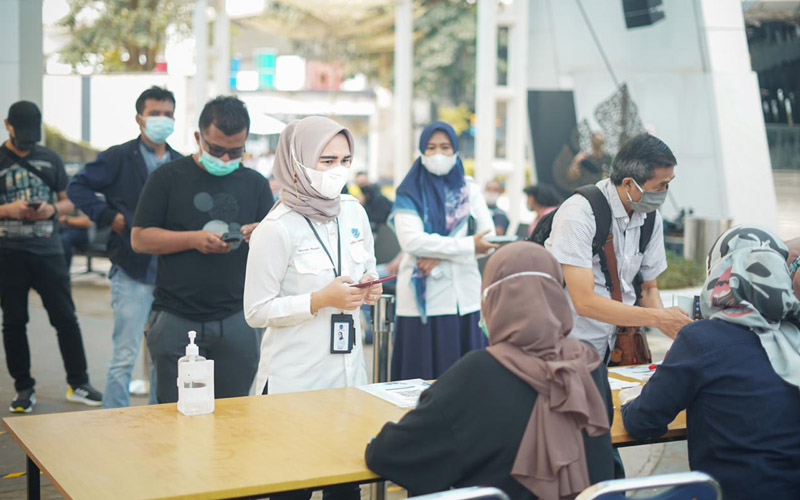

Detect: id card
[330, 314, 355, 354]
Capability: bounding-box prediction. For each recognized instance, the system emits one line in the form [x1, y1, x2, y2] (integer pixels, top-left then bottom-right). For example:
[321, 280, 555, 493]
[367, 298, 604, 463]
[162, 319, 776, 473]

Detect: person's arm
[66, 150, 121, 227]
[636, 213, 669, 311]
[470, 183, 499, 256]
[638, 280, 664, 309]
[0, 200, 32, 220]
[365, 387, 462, 495]
[621, 327, 702, 439]
[60, 213, 93, 229]
[393, 211, 475, 261]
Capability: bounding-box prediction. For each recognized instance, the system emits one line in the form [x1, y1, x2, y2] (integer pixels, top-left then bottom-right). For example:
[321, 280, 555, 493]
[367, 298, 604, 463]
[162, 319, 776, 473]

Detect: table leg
[26, 456, 40, 500]
[371, 481, 385, 500]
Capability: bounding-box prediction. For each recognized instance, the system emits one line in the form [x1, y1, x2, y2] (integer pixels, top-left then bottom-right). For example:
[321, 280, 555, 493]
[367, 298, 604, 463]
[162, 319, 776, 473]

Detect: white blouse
[244, 195, 376, 394]
[393, 177, 496, 318]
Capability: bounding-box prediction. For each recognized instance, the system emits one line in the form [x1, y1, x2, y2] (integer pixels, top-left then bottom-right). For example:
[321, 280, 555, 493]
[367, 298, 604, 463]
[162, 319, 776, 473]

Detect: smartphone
[221, 231, 243, 250]
[693, 295, 702, 320]
[486, 235, 518, 245]
[350, 275, 397, 288]
[27, 200, 42, 210]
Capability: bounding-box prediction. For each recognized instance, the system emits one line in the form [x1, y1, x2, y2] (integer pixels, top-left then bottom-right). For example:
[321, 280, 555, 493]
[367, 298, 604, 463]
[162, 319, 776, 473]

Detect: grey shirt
[545, 178, 668, 357]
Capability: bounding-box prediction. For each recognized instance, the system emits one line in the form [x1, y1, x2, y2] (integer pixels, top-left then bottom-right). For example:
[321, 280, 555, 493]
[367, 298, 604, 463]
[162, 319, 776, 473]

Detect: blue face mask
[143, 116, 174, 144]
[479, 313, 489, 339]
[199, 151, 240, 176]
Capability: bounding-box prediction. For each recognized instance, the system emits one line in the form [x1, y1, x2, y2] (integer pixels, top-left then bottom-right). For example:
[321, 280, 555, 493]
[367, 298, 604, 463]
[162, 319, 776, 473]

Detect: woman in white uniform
[244, 116, 381, 403]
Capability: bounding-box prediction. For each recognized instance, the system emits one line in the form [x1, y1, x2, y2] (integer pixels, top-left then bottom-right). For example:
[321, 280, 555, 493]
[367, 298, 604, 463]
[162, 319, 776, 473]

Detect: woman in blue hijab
[389, 121, 499, 380]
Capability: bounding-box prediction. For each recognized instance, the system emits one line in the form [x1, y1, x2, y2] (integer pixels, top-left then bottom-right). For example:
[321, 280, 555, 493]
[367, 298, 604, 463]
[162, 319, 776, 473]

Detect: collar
[138, 136, 172, 157]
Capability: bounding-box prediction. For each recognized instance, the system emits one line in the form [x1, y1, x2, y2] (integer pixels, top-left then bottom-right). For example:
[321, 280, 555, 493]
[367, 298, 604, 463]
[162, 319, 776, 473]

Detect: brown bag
[602, 234, 652, 366]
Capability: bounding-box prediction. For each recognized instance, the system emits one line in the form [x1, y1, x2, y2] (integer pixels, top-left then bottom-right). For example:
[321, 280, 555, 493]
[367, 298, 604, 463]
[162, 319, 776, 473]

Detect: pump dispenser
[177, 330, 214, 416]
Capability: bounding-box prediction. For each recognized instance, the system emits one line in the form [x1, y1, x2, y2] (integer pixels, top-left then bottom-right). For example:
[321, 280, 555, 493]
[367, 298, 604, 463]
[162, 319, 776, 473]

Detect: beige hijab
[272, 116, 355, 222]
[483, 242, 610, 500]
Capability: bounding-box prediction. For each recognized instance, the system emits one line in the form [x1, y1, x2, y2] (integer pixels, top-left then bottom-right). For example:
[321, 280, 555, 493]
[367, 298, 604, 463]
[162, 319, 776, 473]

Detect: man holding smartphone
[0, 101, 102, 412]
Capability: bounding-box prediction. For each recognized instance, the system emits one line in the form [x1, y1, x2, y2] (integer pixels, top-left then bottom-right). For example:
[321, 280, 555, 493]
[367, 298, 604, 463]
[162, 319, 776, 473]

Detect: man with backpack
[540, 133, 690, 362]
[0, 101, 102, 412]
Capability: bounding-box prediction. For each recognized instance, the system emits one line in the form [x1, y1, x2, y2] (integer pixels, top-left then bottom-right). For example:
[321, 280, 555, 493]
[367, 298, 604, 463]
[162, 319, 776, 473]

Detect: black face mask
[11, 136, 35, 151]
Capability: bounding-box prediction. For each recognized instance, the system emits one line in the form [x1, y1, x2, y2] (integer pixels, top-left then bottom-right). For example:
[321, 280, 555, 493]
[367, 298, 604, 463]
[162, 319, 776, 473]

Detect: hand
[311, 276, 369, 312]
[417, 258, 441, 276]
[111, 212, 126, 235]
[192, 231, 231, 254]
[654, 307, 692, 338]
[241, 222, 259, 243]
[2, 199, 33, 220]
[360, 274, 383, 305]
[473, 230, 500, 255]
[25, 203, 56, 221]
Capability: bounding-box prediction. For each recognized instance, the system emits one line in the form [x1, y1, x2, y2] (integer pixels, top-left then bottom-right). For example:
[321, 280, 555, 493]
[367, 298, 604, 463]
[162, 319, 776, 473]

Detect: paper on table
[608, 377, 641, 391]
[608, 363, 660, 381]
[357, 379, 432, 408]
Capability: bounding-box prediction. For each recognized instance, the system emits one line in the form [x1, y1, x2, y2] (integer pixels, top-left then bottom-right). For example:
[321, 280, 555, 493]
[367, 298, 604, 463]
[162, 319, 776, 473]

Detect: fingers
[476, 229, 491, 238]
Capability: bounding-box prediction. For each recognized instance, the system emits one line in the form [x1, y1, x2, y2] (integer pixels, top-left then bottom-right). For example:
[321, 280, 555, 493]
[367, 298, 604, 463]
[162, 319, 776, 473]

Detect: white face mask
[421, 153, 457, 176]
[484, 192, 500, 205]
[292, 148, 349, 200]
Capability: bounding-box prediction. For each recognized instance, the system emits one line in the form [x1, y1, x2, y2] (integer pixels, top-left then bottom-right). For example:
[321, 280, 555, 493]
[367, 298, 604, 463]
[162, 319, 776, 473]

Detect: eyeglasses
[201, 135, 245, 159]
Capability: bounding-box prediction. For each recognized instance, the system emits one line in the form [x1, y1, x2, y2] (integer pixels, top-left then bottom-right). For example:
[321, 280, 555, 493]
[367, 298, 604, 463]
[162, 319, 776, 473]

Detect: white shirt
[545, 179, 668, 357]
[393, 177, 495, 318]
[244, 195, 376, 394]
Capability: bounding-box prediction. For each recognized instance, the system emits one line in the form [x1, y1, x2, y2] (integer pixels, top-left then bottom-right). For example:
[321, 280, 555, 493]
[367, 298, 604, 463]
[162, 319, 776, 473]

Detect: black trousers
[0, 249, 89, 391]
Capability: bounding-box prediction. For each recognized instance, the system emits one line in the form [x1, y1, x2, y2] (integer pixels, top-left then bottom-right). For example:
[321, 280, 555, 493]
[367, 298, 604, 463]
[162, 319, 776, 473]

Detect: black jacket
[67, 137, 181, 280]
[365, 350, 615, 500]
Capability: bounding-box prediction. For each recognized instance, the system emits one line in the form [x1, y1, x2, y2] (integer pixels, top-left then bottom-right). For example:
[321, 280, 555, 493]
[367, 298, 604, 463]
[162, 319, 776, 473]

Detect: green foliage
[58, 0, 192, 72]
[44, 125, 98, 164]
[657, 250, 707, 290]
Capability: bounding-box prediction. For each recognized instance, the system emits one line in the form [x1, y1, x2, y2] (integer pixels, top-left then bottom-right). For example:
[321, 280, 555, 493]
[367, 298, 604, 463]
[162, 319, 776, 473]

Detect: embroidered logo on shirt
[351, 228, 360, 239]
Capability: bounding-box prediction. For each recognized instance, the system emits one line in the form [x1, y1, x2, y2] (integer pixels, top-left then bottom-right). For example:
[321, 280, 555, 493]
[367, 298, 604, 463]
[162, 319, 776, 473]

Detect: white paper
[608, 377, 641, 391]
[358, 379, 432, 408]
[608, 363, 659, 381]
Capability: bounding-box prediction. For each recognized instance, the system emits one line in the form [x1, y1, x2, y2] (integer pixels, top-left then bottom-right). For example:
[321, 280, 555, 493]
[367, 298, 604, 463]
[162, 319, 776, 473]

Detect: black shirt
[0, 144, 67, 255]
[622, 319, 800, 500]
[133, 156, 273, 321]
[365, 350, 614, 499]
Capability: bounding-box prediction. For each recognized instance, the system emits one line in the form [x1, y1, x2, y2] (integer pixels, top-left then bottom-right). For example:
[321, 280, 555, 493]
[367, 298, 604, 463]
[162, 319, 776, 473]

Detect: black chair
[72, 225, 110, 277]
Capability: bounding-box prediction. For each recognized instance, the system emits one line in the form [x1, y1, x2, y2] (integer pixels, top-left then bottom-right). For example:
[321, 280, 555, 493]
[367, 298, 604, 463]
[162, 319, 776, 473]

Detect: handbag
[602, 233, 652, 366]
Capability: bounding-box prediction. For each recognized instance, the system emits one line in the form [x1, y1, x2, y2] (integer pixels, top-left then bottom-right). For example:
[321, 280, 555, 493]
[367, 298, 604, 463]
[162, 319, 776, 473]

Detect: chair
[374, 223, 401, 265]
[71, 225, 110, 277]
[575, 472, 721, 500]
[408, 486, 510, 500]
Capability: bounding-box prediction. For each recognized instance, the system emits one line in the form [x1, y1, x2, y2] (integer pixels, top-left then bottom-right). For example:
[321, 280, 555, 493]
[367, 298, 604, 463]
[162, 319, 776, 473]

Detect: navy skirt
[391, 312, 487, 381]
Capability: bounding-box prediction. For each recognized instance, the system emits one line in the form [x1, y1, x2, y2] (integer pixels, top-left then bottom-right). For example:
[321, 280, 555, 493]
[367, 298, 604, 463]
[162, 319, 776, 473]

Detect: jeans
[0, 249, 89, 391]
[59, 227, 88, 271]
[146, 309, 260, 403]
[102, 266, 157, 408]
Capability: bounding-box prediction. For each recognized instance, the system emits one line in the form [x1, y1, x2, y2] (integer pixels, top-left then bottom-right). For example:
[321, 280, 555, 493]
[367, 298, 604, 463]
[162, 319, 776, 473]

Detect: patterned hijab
[785, 237, 800, 301]
[483, 242, 609, 500]
[704, 226, 800, 389]
[272, 116, 355, 223]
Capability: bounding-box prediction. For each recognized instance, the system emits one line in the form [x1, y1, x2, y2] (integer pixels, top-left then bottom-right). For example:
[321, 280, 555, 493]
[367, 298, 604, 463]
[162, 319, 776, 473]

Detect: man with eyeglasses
[69, 86, 181, 408]
[131, 96, 274, 403]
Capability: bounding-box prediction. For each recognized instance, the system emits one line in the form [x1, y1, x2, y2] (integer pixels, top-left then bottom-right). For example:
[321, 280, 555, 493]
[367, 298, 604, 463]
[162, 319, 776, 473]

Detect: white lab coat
[393, 177, 496, 318]
[244, 195, 375, 394]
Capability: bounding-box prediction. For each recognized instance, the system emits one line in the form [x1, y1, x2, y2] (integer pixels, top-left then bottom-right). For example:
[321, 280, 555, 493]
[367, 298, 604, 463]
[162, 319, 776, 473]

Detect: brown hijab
[483, 242, 609, 500]
[272, 116, 355, 223]
[786, 237, 800, 301]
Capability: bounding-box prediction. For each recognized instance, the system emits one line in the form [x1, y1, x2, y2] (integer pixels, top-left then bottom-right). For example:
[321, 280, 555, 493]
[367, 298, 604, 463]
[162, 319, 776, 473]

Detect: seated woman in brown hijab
[365, 242, 614, 500]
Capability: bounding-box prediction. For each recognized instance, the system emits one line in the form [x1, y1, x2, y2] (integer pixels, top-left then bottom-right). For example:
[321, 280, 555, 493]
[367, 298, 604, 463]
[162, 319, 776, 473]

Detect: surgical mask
[484, 192, 500, 206]
[143, 116, 174, 144]
[292, 148, 349, 200]
[479, 313, 489, 339]
[421, 153, 457, 176]
[199, 151, 240, 176]
[11, 136, 35, 151]
[627, 179, 667, 213]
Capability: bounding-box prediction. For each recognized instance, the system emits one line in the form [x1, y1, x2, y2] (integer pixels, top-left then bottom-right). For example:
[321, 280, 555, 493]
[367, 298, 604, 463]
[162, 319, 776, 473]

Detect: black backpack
[529, 185, 656, 297]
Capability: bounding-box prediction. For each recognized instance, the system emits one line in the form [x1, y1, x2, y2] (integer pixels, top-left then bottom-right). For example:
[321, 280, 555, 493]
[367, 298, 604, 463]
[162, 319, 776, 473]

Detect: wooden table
[3, 380, 686, 500]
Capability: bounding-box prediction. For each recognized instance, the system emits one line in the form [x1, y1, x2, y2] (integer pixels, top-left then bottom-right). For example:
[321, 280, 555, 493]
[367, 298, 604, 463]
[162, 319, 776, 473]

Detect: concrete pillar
[393, 0, 413, 186]
[505, 0, 529, 230]
[0, 0, 43, 122]
[194, 0, 209, 116]
[474, 0, 497, 190]
[213, 0, 230, 96]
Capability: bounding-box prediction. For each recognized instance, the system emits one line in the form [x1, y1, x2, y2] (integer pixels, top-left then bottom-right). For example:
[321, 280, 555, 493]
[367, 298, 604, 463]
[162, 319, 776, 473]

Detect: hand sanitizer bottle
[177, 330, 214, 416]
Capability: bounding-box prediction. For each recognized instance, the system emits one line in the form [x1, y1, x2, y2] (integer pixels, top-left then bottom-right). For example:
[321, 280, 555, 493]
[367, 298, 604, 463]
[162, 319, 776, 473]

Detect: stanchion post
[371, 294, 395, 500]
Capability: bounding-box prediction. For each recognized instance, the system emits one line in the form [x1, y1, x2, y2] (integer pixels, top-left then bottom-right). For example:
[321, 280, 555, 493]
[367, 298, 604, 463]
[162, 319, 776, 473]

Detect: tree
[240, 0, 476, 106]
[58, 0, 193, 72]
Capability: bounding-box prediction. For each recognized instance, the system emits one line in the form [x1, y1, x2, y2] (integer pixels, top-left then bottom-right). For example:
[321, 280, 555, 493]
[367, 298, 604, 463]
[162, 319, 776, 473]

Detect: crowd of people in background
[1, 85, 800, 500]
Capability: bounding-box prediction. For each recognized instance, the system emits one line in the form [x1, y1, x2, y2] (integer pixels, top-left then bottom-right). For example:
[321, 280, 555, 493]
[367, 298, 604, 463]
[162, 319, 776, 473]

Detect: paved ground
[1, 171, 798, 498]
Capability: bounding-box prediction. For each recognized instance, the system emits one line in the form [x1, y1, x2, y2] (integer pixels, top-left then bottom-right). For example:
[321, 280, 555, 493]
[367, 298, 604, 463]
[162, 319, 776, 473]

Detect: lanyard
[304, 217, 341, 278]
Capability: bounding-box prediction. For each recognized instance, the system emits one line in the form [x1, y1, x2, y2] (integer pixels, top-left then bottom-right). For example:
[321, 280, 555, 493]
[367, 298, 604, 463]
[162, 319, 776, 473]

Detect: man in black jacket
[67, 86, 181, 408]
